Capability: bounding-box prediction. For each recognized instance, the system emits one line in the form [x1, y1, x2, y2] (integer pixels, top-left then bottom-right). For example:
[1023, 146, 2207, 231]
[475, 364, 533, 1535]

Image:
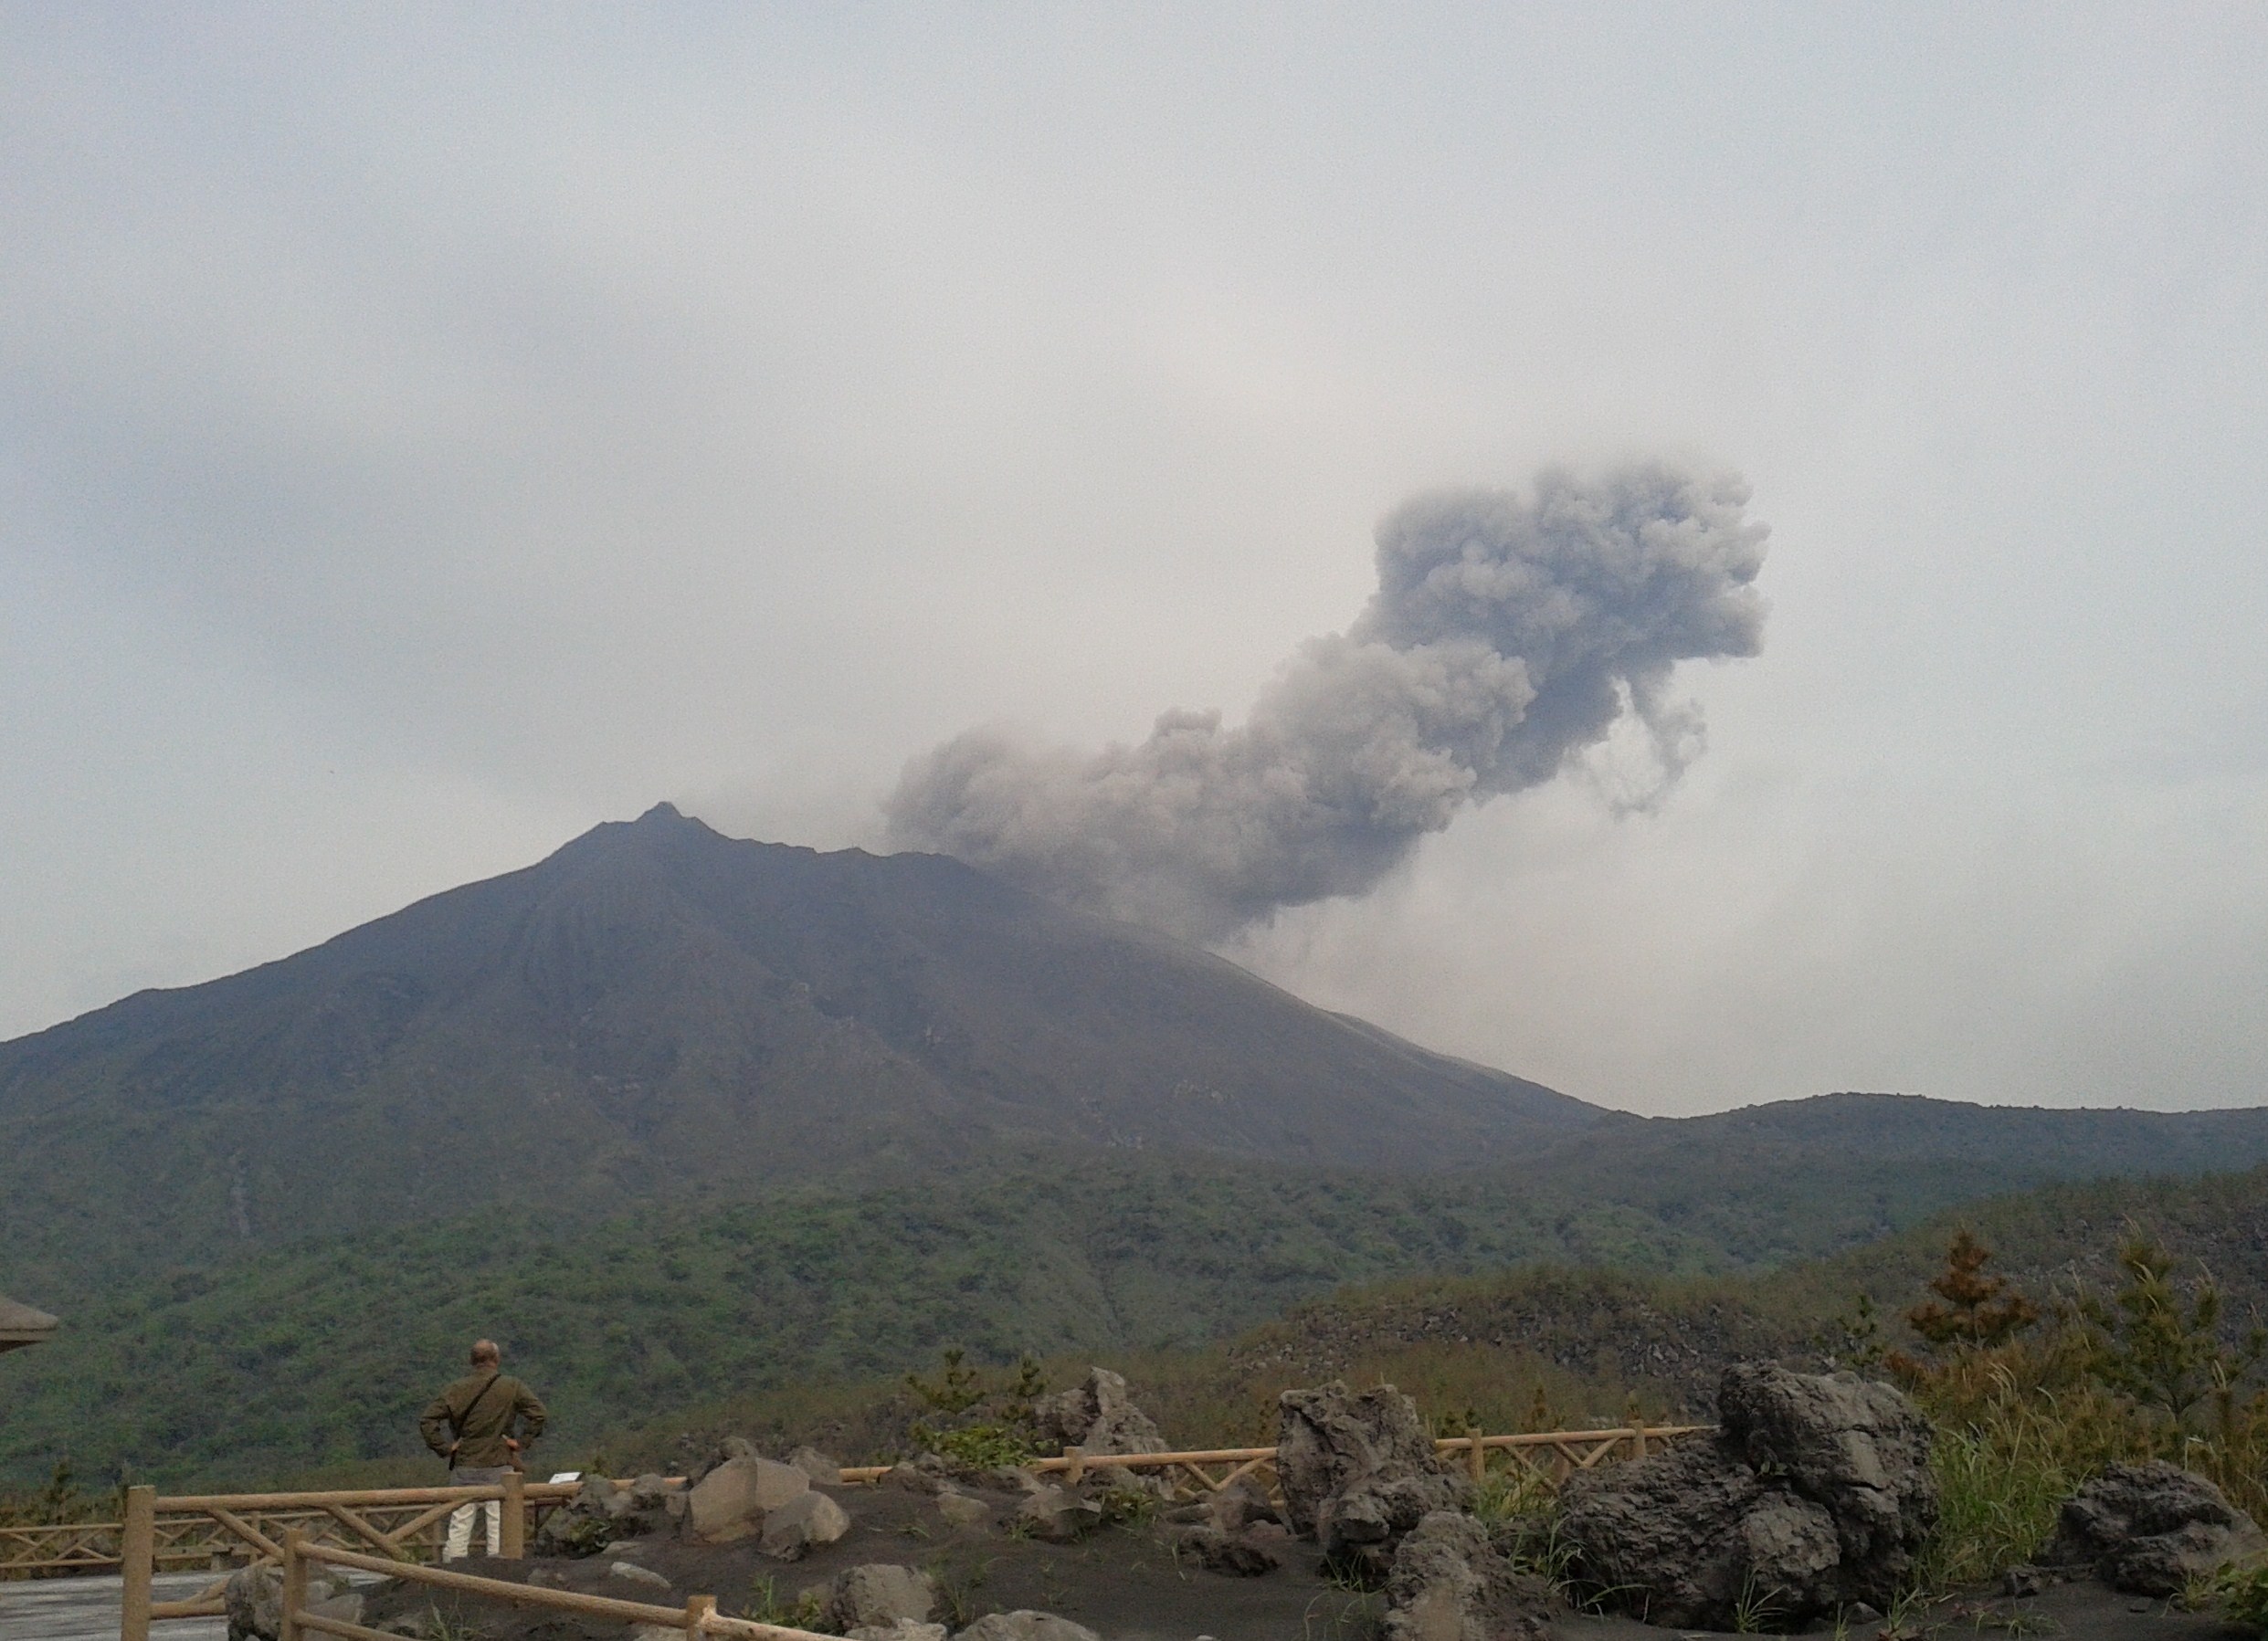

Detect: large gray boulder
[687, 1454, 810, 1544]
[787, 1445, 843, 1486]
[1033, 1367, 1166, 1456]
[2044, 1462, 2267, 1595]
[1016, 1484, 1104, 1543]
[223, 1564, 355, 1641]
[1278, 1381, 1469, 1572]
[953, 1614, 1102, 1641]
[1383, 1511, 1558, 1641]
[761, 1489, 852, 1561]
[825, 1563, 939, 1630]
[686, 1434, 759, 1486]
[935, 1490, 992, 1529]
[1560, 1362, 1936, 1629]
[536, 1472, 682, 1556]
[1168, 1522, 1284, 1576]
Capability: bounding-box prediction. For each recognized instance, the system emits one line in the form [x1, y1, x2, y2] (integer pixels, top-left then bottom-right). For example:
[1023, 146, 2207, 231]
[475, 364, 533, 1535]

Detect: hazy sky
[5, 5, 2264, 1117]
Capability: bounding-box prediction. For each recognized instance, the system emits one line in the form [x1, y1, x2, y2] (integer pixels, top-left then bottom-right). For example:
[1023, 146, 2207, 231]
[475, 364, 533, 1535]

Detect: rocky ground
[337, 1510, 2262, 1641]
[358, 1476, 1389, 1639]
[220, 1366, 2265, 1641]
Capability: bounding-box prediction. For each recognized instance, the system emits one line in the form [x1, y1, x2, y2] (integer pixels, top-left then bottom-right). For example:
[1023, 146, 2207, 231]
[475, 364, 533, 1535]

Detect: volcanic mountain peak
[0, 806, 1600, 1277]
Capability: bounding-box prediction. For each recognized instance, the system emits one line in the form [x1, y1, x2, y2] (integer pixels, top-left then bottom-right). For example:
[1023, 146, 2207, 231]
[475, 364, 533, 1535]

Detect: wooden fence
[5, 1478, 586, 1581]
[839, 1422, 1703, 1499]
[275, 1531, 828, 1641]
[70, 1423, 1699, 1637]
[111, 1480, 583, 1641]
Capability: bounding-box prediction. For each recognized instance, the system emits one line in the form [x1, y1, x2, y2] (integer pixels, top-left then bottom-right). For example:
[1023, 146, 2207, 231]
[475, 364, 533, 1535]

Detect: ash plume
[887, 464, 1769, 941]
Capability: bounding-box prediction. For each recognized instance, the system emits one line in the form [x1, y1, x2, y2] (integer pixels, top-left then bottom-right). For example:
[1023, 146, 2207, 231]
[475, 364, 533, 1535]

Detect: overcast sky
[5, 5, 2264, 1117]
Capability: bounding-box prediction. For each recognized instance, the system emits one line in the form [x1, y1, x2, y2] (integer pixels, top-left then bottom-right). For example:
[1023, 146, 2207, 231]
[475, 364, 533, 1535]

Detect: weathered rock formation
[824, 1563, 939, 1631]
[1016, 1484, 1104, 1543]
[2044, 1462, 2266, 1595]
[1278, 1381, 1469, 1575]
[1033, 1367, 1166, 1457]
[953, 1614, 1103, 1641]
[760, 1489, 852, 1560]
[1559, 1362, 1936, 1628]
[786, 1445, 843, 1486]
[686, 1454, 810, 1545]
[1383, 1511, 1558, 1641]
[224, 1563, 356, 1641]
[534, 1472, 683, 1557]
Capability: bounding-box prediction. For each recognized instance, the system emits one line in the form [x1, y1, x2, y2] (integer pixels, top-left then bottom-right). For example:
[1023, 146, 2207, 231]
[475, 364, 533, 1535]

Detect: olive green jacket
[418, 1372, 547, 1469]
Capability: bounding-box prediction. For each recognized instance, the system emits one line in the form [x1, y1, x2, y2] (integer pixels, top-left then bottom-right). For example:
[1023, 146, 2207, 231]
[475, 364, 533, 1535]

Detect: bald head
[469, 1340, 500, 1368]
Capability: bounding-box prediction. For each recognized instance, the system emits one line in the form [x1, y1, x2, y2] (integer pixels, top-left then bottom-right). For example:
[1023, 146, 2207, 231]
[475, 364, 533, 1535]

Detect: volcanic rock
[1559, 1362, 1936, 1628]
[687, 1455, 809, 1544]
[1277, 1381, 1467, 1571]
[825, 1563, 939, 1630]
[2044, 1462, 2266, 1595]
[1383, 1510, 1557, 1641]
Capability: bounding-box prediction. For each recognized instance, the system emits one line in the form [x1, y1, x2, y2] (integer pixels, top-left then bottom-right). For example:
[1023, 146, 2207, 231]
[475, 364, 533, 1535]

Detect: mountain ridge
[9, 802, 2268, 1305]
[0, 804, 1601, 1289]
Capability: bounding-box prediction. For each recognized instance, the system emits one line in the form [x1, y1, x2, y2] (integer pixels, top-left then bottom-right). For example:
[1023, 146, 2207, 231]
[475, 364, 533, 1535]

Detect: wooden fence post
[1467, 1427, 1486, 1484]
[120, 1485, 155, 1641]
[1061, 1446, 1084, 1487]
[279, 1530, 307, 1641]
[1630, 1425, 1648, 1461]
[501, 1471, 525, 1560]
[684, 1594, 716, 1638]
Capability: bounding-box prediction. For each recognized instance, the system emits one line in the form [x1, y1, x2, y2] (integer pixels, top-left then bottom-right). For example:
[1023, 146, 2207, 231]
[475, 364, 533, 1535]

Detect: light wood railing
[276, 1532, 827, 1641]
[112, 1480, 582, 1640]
[75, 1422, 1699, 1636]
[838, 1422, 1703, 1498]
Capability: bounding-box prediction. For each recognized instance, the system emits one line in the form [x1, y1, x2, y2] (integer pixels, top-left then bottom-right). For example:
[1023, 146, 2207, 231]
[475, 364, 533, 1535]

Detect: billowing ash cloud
[887, 464, 1769, 940]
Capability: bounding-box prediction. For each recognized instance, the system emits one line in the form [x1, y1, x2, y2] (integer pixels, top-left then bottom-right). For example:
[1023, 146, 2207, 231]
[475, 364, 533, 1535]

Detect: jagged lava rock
[935, 1490, 992, 1528]
[224, 1564, 355, 1641]
[1560, 1362, 1936, 1629]
[1034, 1367, 1166, 1456]
[1277, 1381, 1468, 1570]
[787, 1445, 842, 1485]
[761, 1488, 851, 1560]
[954, 1614, 1103, 1641]
[687, 1454, 808, 1544]
[1384, 1510, 1558, 1641]
[1016, 1484, 1104, 1543]
[2045, 1462, 2266, 1595]
[825, 1563, 938, 1630]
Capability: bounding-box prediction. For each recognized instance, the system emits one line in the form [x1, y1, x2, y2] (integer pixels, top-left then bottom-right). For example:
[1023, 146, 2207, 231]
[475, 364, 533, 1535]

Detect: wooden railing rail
[278, 1532, 827, 1641]
[9, 1481, 588, 1580]
[86, 1421, 1703, 1636]
[839, 1423, 1706, 1499]
[116, 1478, 584, 1639]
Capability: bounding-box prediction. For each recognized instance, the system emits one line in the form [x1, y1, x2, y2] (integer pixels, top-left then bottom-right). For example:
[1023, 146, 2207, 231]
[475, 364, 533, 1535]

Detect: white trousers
[444, 1467, 508, 1560]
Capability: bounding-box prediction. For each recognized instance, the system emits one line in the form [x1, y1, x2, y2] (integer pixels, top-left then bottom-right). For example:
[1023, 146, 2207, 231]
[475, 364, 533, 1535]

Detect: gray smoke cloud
[886, 464, 1769, 941]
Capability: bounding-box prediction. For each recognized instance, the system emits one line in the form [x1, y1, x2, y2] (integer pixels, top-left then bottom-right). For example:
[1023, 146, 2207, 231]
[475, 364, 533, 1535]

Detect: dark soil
[1554, 1582, 2259, 1641]
[355, 1481, 2262, 1641]
[360, 1479, 1386, 1639]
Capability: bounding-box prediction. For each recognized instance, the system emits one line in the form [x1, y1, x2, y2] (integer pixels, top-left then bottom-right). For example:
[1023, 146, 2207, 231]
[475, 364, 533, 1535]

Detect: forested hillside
[10, 1156, 2268, 1489]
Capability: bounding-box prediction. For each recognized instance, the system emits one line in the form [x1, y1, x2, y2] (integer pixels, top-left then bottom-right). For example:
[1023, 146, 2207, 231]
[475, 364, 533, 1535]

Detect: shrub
[2217, 1561, 2268, 1639]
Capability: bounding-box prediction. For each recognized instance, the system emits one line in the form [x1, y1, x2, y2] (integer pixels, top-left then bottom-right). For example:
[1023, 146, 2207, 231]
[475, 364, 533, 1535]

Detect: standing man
[419, 1339, 548, 1561]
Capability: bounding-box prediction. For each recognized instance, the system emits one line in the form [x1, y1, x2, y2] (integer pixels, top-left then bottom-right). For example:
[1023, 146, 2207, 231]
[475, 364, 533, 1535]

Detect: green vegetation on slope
[10, 1153, 2268, 1499]
[0, 1154, 1714, 1488]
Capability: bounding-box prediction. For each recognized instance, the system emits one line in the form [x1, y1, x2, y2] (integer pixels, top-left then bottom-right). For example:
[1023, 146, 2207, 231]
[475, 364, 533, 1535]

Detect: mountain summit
[0, 805, 1599, 1276]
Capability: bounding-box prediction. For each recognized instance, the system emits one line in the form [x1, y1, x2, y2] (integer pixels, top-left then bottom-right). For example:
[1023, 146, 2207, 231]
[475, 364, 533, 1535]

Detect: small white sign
[548, 1471, 582, 1484]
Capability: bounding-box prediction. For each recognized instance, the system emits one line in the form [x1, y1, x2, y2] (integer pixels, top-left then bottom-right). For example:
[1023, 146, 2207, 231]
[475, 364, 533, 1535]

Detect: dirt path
[0, 1572, 225, 1641]
[1552, 1582, 2258, 1641]
[0, 1568, 394, 1641]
